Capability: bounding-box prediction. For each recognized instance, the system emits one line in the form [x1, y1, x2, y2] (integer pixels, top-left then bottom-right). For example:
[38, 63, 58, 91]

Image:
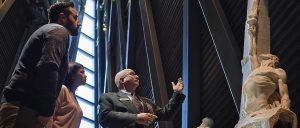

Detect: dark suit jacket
[98, 91, 185, 128]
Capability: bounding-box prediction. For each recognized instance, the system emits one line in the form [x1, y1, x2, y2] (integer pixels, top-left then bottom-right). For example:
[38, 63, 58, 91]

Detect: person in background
[98, 68, 185, 128]
[0, 2, 81, 128]
[46, 62, 87, 128]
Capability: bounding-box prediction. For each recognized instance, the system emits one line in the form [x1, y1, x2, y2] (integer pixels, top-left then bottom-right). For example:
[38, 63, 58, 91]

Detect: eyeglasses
[122, 72, 138, 78]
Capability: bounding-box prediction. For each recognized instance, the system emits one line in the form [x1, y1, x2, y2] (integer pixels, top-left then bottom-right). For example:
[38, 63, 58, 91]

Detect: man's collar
[120, 89, 135, 96]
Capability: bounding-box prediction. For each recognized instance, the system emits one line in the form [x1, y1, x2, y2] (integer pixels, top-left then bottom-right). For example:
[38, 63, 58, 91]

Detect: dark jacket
[98, 91, 185, 128]
[3, 23, 69, 116]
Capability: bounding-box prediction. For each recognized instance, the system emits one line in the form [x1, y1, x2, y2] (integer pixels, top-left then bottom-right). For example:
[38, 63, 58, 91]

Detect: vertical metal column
[139, 0, 172, 127]
[116, 0, 126, 69]
[125, 0, 136, 69]
[182, 0, 189, 127]
[198, 0, 242, 112]
[182, 0, 203, 127]
[104, 0, 116, 92]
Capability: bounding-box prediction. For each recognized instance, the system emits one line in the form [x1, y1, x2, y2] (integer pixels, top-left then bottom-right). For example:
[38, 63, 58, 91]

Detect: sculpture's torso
[243, 66, 284, 114]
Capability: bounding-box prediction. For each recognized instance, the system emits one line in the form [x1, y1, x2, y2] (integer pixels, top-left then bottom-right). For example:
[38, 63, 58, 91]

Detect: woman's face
[72, 67, 87, 87]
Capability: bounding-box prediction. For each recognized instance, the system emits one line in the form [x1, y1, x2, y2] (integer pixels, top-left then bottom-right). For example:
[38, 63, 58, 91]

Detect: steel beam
[139, 0, 173, 127]
[0, 0, 15, 22]
[116, 0, 126, 69]
[198, 0, 242, 113]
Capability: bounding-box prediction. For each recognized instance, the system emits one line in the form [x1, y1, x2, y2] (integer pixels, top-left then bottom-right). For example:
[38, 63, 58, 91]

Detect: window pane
[81, 14, 95, 39]
[78, 98, 95, 120]
[85, 69, 95, 87]
[76, 85, 95, 103]
[79, 34, 95, 56]
[85, 0, 95, 18]
[76, 0, 96, 127]
[79, 118, 95, 128]
[76, 50, 95, 71]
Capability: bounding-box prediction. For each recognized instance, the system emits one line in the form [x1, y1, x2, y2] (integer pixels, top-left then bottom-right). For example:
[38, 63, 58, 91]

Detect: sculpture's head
[198, 117, 214, 128]
[258, 54, 279, 68]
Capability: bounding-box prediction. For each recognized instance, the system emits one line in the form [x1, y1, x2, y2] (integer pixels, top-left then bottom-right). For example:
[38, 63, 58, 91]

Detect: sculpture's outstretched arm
[249, 36, 260, 70]
[248, 0, 260, 70]
[278, 79, 291, 110]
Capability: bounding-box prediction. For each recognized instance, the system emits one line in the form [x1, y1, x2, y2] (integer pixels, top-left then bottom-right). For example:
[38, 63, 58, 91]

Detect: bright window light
[78, 98, 95, 121]
[76, 50, 95, 71]
[85, 0, 95, 18]
[80, 118, 95, 128]
[76, 85, 95, 103]
[75, 0, 97, 127]
[81, 14, 95, 39]
[85, 69, 95, 87]
[79, 34, 95, 56]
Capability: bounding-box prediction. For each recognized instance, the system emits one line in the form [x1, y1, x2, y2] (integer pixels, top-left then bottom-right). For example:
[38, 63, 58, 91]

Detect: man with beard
[0, 2, 81, 128]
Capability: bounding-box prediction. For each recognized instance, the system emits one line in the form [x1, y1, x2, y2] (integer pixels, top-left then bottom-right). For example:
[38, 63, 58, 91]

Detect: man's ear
[71, 75, 76, 81]
[120, 77, 125, 84]
[58, 13, 67, 24]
